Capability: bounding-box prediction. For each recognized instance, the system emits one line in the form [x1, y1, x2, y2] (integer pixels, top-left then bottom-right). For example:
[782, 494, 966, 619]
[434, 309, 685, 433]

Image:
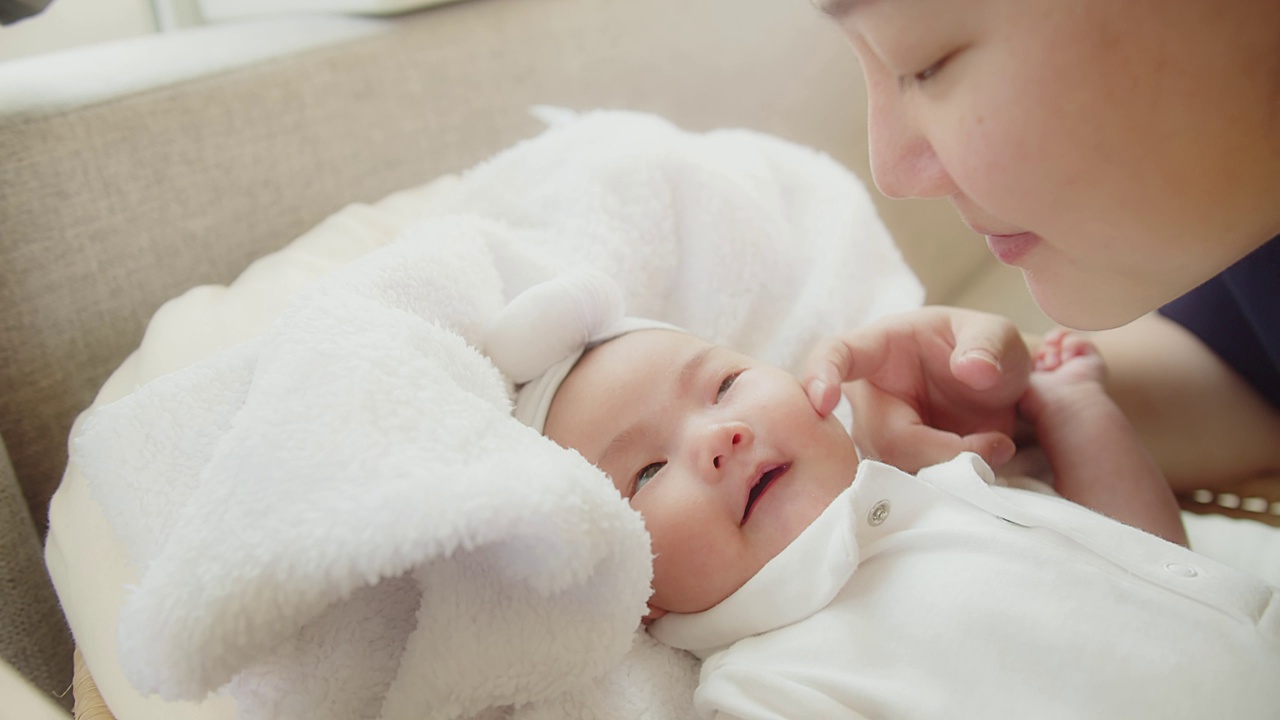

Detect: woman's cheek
[943, 97, 1065, 232]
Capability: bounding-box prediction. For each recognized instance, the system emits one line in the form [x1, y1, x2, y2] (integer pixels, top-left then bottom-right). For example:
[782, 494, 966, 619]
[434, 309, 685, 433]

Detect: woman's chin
[1024, 272, 1152, 331]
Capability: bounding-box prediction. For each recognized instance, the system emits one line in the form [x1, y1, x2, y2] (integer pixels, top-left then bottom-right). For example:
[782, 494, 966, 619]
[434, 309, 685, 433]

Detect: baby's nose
[701, 421, 754, 478]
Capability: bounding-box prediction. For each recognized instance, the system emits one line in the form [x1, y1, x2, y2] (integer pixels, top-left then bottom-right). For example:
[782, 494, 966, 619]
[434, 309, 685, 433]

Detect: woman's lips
[984, 232, 1041, 265]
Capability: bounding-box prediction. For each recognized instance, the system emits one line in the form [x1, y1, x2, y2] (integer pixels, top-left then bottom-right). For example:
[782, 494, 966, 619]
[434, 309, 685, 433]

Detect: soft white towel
[72, 109, 923, 720]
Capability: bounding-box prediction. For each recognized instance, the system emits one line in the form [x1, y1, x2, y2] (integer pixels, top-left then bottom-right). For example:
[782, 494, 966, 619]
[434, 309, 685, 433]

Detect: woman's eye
[634, 462, 665, 495]
[715, 371, 743, 403]
[899, 52, 953, 89]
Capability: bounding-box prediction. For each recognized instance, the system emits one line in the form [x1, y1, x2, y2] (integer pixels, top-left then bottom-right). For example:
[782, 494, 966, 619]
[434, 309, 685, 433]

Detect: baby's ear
[642, 604, 668, 626]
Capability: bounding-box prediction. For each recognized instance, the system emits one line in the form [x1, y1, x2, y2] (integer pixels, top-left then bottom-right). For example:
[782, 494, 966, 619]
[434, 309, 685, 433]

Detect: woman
[804, 0, 1280, 492]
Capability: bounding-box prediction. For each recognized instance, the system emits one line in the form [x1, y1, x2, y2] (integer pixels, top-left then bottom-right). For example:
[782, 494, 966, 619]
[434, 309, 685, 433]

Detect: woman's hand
[804, 307, 1033, 472]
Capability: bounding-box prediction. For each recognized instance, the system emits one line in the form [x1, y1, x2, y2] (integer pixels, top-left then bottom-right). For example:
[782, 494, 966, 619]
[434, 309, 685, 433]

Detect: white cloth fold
[71, 109, 923, 720]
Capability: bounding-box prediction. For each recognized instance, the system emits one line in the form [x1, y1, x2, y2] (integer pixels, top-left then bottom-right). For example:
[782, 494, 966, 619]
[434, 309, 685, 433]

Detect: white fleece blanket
[72, 109, 924, 720]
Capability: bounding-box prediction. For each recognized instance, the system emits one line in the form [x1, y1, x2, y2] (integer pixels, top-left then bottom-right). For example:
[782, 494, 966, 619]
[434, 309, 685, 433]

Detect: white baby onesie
[651, 453, 1280, 720]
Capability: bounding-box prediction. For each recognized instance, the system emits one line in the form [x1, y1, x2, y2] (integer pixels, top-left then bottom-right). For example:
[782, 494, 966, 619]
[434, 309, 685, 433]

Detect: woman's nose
[864, 72, 957, 200]
[694, 421, 754, 481]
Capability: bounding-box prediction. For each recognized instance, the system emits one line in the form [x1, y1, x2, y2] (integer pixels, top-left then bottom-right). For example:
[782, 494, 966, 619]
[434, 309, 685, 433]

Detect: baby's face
[544, 330, 858, 618]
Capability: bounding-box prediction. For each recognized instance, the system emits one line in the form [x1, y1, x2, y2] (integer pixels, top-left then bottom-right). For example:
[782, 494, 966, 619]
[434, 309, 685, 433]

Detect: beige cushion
[0, 16, 385, 124]
[0, 436, 73, 708]
[0, 657, 69, 720]
[198, 0, 459, 22]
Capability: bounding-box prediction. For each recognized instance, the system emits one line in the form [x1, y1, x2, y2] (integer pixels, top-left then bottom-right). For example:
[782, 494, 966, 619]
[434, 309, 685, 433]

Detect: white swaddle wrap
[70, 109, 924, 719]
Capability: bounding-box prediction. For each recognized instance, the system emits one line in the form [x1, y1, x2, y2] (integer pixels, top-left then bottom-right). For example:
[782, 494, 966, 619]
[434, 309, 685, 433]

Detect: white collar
[649, 459, 916, 657]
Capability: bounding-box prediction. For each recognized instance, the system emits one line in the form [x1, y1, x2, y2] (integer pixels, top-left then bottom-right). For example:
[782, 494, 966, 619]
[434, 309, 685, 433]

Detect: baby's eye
[715, 371, 743, 403]
[634, 462, 665, 495]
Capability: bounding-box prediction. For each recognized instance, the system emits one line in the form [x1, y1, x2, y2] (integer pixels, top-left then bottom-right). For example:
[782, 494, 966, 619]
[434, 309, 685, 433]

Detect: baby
[486, 275, 1280, 719]
[545, 326, 1191, 619]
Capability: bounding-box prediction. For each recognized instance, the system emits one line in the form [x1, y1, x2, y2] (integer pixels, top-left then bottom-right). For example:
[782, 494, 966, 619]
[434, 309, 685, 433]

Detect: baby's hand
[1020, 329, 1107, 423]
[1032, 328, 1104, 385]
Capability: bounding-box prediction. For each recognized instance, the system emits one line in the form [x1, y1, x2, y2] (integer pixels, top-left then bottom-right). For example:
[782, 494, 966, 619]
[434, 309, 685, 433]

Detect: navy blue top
[1158, 235, 1280, 409]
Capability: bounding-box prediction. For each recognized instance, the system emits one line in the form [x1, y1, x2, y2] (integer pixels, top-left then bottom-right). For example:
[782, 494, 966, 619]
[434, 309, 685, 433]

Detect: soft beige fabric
[0, 657, 68, 720]
[0, 16, 385, 124]
[0, 436, 73, 708]
[198, 0, 461, 22]
[0, 0, 52, 25]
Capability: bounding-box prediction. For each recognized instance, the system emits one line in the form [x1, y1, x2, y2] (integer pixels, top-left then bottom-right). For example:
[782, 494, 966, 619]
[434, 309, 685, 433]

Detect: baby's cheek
[649, 541, 737, 614]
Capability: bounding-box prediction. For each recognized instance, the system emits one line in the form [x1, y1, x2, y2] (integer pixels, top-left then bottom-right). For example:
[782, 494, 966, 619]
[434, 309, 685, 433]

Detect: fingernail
[963, 349, 1001, 372]
[808, 380, 828, 411]
[992, 441, 1015, 467]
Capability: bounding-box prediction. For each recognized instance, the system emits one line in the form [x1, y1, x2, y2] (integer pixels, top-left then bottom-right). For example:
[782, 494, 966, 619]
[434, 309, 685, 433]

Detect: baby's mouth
[741, 464, 789, 525]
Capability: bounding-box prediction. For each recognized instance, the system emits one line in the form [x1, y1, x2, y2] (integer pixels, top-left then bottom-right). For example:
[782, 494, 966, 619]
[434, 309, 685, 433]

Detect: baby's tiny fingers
[1042, 327, 1069, 345]
[1059, 332, 1094, 360]
[1034, 345, 1059, 372]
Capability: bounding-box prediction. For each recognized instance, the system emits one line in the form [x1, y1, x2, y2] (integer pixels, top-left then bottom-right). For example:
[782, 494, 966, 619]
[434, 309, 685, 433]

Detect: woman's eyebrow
[813, 0, 872, 18]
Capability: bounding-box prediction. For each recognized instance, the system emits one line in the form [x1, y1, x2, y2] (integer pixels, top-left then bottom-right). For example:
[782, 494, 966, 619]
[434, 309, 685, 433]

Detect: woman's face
[827, 0, 1280, 329]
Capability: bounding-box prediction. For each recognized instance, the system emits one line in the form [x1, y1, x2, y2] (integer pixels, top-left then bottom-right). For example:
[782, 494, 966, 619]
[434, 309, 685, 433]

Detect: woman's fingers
[805, 309, 1031, 456]
[948, 310, 1031, 396]
[848, 381, 959, 471]
[960, 431, 1017, 469]
[860, 423, 974, 473]
[858, 425, 1015, 473]
[802, 336, 851, 415]
[805, 374, 843, 417]
[803, 324, 897, 414]
[951, 347, 1003, 391]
